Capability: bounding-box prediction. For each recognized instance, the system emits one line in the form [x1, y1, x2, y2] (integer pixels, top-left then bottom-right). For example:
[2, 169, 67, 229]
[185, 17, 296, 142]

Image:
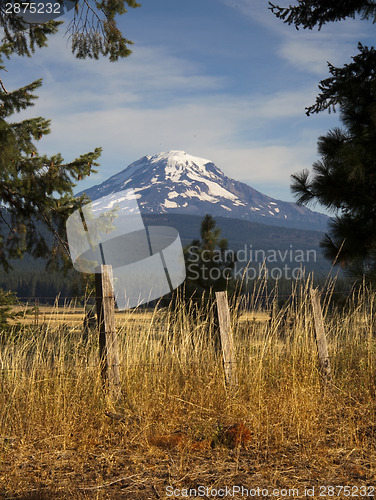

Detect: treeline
[0, 268, 84, 303]
[0, 267, 354, 308]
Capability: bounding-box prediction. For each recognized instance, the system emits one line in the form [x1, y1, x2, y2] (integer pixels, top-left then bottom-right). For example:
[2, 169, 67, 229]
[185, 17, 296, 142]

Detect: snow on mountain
[77, 150, 329, 231]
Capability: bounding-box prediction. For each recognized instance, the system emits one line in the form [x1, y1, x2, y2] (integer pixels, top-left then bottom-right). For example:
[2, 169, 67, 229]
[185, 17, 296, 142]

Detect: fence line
[10, 289, 358, 302]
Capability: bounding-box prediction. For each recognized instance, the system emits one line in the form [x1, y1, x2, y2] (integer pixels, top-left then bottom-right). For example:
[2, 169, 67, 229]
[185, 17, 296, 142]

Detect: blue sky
[3, 0, 375, 210]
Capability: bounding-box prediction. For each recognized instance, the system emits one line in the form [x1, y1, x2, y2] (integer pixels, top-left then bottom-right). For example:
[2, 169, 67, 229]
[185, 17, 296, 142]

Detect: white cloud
[219, 0, 282, 32]
[220, 0, 370, 76]
[201, 143, 318, 193]
[10, 45, 333, 198]
[31, 85, 326, 162]
[2, 10, 340, 205]
[5, 32, 225, 114]
[251, 87, 317, 118]
[32, 87, 329, 204]
[278, 34, 361, 75]
[279, 38, 340, 75]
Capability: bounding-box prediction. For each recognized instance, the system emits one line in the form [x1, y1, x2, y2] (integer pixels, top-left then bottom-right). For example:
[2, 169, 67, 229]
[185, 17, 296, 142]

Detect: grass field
[9, 304, 270, 328]
[1, 279, 376, 499]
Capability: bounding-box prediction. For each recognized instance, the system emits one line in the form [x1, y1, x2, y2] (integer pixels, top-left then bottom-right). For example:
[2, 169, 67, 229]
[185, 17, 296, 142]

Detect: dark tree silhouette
[184, 214, 237, 298]
[291, 44, 376, 280]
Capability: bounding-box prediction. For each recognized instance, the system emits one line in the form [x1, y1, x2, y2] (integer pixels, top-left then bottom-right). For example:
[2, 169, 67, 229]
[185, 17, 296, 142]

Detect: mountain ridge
[77, 150, 330, 231]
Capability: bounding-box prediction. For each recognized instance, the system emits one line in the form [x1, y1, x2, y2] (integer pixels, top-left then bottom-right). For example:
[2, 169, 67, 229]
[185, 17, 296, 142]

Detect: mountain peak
[77, 151, 329, 231]
[148, 150, 212, 171]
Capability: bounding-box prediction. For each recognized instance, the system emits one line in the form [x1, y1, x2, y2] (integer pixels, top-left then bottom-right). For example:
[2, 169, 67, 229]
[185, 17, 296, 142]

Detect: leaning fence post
[310, 287, 332, 385]
[215, 291, 238, 390]
[95, 265, 122, 402]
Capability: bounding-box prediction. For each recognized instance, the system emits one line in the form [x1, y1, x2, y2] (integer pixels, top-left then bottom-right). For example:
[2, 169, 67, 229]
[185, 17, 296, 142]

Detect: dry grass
[9, 303, 154, 328]
[1, 279, 376, 499]
[10, 305, 268, 329]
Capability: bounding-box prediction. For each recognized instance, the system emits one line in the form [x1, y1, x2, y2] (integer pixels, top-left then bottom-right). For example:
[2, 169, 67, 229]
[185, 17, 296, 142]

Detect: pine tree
[0, 71, 102, 270]
[0, 9, 102, 271]
[270, 1, 376, 282]
[184, 214, 237, 298]
[0, 0, 140, 61]
[269, 0, 376, 30]
[290, 44, 376, 280]
[0, 288, 17, 328]
[0, 1, 141, 272]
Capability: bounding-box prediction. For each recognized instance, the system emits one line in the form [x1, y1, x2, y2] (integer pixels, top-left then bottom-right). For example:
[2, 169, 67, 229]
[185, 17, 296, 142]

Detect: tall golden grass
[1, 277, 376, 497]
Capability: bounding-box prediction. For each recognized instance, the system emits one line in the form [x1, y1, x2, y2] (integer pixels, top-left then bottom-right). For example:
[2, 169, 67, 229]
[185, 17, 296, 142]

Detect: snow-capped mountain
[77, 151, 329, 231]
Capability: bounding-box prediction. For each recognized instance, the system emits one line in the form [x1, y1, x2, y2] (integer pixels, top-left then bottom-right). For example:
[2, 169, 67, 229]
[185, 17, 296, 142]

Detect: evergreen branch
[0, 78, 7, 93]
[64, 0, 138, 60]
[269, 0, 376, 30]
[0, 208, 13, 233]
[306, 44, 376, 115]
[290, 170, 315, 205]
[31, 199, 71, 259]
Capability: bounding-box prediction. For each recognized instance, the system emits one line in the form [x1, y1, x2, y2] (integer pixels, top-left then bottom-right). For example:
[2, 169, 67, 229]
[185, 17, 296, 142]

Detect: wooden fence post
[310, 287, 332, 385]
[34, 298, 39, 327]
[95, 265, 122, 402]
[215, 291, 238, 390]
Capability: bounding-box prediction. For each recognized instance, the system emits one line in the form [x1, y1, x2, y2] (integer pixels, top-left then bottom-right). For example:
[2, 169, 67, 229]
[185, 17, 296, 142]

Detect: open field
[9, 305, 157, 329]
[1, 281, 376, 499]
[9, 305, 270, 329]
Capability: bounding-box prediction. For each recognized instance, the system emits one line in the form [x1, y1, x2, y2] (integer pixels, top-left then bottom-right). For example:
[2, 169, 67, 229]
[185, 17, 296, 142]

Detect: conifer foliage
[0, 0, 140, 61]
[184, 214, 237, 297]
[0, 64, 100, 270]
[0, 1, 141, 271]
[270, 1, 376, 281]
[269, 0, 376, 30]
[291, 44, 376, 279]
